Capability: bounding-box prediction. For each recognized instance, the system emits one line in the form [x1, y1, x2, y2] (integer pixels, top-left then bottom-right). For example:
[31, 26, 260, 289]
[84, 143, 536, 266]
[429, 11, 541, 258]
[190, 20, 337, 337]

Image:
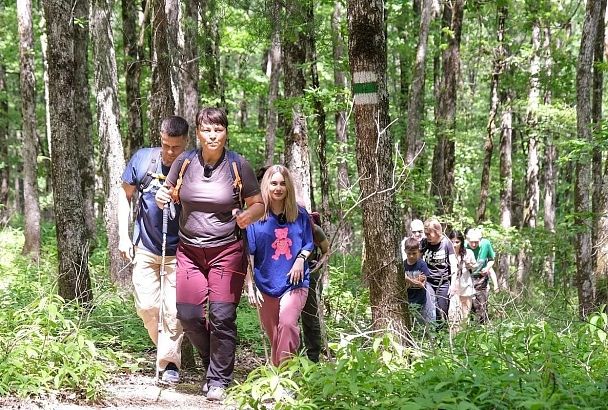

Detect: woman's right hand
[155, 186, 172, 209]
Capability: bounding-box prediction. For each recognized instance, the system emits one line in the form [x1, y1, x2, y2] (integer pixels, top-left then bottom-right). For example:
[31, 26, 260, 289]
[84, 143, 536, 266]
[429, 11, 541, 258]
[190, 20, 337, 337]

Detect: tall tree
[73, 0, 96, 244]
[523, 19, 541, 229]
[165, 0, 181, 112]
[575, 0, 602, 317]
[122, 0, 144, 156]
[306, 2, 329, 224]
[283, 0, 311, 210]
[331, 0, 353, 251]
[182, 0, 200, 145]
[149, 0, 175, 146]
[405, 0, 434, 168]
[91, 0, 128, 284]
[17, 0, 41, 259]
[476, 5, 506, 223]
[592, 0, 607, 281]
[265, 0, 281, 166]
[0, 64, 8, 221]
[348, 0, 409, 333]
[43, 0, 92, 303]
[429, 0, 464, 215]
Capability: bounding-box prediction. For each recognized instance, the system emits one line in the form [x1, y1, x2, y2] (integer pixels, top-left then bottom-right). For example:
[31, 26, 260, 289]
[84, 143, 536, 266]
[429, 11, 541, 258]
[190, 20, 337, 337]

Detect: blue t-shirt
[122, 148, 181, 256]
[404, 259, 431, 305]
[246, 207, 314, 298]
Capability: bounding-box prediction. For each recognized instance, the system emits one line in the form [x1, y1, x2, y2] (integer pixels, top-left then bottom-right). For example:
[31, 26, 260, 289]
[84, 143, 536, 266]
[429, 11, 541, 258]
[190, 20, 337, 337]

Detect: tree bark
[476, 6, 506, 223]
[181, 0, 200, 147]
[122, 0, 144, 157]
[575, 0, 602, 317]
[200, 0, 221, 101]
[91, 0, 129, 285]
[43, 0, 92, 303]
[265, 0, 281, 166]
[348, 0, 409, 335]
[405, 0, 433, 168]
[74, 0, 97, 245]
[165, 0, 181, 113]
[523, 20, 541, 229]
[0, 65, 8, 222]
[306, 2, 329, 226]
[17, 0, 41, 259]
[149, 0, 175, 146]
[498, 90, 513, 291]
[283, 0, 311, 211]
[593, 0, 607, 283]
[430, 0, 464, 215]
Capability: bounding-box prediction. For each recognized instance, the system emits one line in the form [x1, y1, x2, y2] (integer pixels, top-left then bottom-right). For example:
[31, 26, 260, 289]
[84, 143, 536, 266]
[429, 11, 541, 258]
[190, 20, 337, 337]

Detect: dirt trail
[0, 373, 235, 410]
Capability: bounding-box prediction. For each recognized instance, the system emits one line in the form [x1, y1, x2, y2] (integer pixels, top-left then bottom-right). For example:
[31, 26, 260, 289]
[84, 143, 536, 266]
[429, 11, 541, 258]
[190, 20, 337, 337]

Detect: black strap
[138, 147, 162, 192]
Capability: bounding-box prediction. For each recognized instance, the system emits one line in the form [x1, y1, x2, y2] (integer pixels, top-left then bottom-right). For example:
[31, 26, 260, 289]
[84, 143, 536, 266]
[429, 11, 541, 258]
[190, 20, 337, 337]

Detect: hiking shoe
[161, 369, 180, 384]
[206, 385, 226, 401]
[201, 382, 209, 395]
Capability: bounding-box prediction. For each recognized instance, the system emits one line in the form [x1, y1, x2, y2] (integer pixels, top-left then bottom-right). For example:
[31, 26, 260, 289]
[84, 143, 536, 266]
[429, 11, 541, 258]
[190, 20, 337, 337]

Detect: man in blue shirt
[118, 116, 188, 384]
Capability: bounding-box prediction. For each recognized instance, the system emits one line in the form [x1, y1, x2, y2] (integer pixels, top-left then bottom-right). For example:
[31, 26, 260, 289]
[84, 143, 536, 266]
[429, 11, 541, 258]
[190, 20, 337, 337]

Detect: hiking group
[118, 108, 329, 401]
[401, 218, 497, 334]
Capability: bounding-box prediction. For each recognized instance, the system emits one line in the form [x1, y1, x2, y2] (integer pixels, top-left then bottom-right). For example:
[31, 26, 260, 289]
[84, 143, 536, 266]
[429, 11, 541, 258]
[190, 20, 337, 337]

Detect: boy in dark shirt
[403, 237, 434, 323]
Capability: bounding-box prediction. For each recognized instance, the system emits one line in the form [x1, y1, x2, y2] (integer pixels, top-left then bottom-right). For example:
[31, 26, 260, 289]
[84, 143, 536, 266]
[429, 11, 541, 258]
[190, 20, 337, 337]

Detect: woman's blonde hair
[260, 165, 299, 222]
[424, 218, 443, 234]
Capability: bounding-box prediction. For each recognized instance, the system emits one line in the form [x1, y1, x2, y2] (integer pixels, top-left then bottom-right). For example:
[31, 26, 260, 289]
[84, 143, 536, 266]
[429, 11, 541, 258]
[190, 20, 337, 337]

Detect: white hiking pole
[155, 203, 170, 382]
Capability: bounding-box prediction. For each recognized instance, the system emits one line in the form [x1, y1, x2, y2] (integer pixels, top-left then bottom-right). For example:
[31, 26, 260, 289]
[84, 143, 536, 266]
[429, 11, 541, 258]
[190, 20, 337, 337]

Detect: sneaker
[161, 369, 180, 384]
[201, 382, 209, 395]
[206, 385, 226, 401]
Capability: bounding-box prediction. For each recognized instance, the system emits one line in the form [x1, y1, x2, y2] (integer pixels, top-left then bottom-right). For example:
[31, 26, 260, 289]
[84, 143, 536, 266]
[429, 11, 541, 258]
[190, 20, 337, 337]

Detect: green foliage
[229, 313, 608, 409]
[0, 224, 142, 402]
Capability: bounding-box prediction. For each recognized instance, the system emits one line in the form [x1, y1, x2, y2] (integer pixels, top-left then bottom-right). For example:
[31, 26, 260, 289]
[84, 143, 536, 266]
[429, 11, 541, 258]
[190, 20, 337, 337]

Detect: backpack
[138, 147, 163, 193]
[308, 212, 323, 266]
[171, 149, 245, 208]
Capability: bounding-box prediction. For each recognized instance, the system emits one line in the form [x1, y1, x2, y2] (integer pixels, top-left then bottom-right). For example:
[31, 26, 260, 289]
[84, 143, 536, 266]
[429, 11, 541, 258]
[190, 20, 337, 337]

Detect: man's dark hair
[197, 107, 228, 128]
[404, 237, 420, 252]
[160, 116, 189, 137]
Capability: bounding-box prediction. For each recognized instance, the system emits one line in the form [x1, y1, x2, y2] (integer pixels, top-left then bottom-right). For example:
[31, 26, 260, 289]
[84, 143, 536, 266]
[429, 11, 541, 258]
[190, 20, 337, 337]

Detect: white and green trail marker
[353, 71, 378, 105]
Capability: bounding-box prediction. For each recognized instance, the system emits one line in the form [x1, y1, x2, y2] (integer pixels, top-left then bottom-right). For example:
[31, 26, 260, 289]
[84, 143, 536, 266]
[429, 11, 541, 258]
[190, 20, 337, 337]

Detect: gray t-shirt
[166, 149, 260, 248]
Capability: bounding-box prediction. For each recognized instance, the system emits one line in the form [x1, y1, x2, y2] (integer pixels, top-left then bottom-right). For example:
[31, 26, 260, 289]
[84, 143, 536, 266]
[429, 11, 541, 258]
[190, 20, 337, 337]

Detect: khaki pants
[132, 247, 183, 370]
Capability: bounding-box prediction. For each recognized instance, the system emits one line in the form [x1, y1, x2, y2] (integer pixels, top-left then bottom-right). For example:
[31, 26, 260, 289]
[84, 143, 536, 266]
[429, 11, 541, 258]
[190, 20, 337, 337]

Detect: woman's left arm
[235, 194, 265, 229]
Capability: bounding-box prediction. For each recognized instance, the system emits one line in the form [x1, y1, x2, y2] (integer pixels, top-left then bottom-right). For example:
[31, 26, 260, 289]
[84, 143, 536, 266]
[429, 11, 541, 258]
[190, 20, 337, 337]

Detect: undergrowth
[0, 223, 146, 401]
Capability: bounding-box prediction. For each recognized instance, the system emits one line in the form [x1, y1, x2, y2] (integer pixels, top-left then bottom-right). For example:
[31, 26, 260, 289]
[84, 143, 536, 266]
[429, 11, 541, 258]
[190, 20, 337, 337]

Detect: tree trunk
[165, 0, 181, 113]
[122, 0, 144, 157]
[523, 20, 541, 229]
[405, 0, 433, 168]
[17, 0, 41, 259]
[74, 0, 97, 245]
[306, 3, 329, 225]
[91, 0, 129, 285]
[43, 0, 92, 303]
[40, 11, 52, 160]
[200, 0, 221, 101]
[476, 6, 506, 223]
[181, 0, 200, 147]
[430, 0, 464, 215]
[283, 0, 311, 211]
[330, 0, 353, 252]
[0, 65, 8, 222]
[575, 0, 602, 317]
[542, 25, 556, 287]
[348, 0, 409, 335]
[498, 90, 513, 291]
[265, 0, 281, 166]
[593, 0, 607, 283]
[149, 0, 175, 146]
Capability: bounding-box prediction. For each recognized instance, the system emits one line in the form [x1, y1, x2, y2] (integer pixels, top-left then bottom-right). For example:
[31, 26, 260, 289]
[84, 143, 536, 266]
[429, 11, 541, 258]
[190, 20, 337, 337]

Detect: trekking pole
[155, 202, 170, 382]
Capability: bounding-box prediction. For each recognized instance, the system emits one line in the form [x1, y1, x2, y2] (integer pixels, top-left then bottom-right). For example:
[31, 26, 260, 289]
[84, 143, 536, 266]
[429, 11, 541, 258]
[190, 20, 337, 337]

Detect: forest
[0, 0, 607, 408]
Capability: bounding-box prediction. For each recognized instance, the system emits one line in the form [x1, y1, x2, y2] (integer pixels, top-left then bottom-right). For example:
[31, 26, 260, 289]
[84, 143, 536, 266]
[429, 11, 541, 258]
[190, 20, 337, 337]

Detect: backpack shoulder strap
[227, 150, 244, 209]
[171, 149, 198, 204]
[138, 147, 162, 192]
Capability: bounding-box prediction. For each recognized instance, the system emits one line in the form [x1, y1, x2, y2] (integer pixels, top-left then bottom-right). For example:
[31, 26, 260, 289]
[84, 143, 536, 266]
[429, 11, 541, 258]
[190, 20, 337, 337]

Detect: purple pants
[175, 240, 246, 388]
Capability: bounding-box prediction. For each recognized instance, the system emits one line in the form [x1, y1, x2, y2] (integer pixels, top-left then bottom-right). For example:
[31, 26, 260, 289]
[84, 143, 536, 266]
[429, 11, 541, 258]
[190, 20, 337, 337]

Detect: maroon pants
[175, 240, 246, 388]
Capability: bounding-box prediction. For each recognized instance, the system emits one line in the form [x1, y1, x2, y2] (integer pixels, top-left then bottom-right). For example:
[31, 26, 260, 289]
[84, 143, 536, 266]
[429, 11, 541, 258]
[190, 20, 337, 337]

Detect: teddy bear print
[272, 227, 292, 260]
